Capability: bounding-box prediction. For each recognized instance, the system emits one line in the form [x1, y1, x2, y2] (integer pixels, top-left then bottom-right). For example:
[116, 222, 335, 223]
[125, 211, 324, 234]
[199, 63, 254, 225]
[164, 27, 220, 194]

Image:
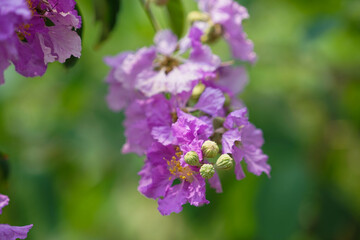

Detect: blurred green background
[1, 0, 360, 239]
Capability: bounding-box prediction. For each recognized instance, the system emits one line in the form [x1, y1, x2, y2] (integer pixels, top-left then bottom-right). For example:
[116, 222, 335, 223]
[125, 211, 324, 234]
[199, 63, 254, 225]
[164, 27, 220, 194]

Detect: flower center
[16, 23, 32, 41]
[154, 55, 180, 74]
[167, 147, 195, 182]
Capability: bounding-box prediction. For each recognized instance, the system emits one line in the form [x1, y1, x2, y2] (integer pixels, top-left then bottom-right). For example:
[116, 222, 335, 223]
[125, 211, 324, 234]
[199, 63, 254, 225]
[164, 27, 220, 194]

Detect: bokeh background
[1, 0, 360, 239]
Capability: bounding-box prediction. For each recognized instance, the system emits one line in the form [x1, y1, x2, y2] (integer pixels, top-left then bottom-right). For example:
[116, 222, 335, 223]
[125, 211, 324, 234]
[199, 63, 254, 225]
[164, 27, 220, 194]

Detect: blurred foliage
[166, 0, 185, 37]
[0, 0, 360, 239]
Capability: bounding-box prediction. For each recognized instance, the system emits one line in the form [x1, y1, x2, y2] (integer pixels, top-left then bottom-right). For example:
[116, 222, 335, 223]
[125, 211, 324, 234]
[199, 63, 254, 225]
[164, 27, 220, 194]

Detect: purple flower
[122, 94, 173, 155]
[0, 0, 31, 84]
[0, 194, 33, 240]
[208, 65, 248, 97]
[105, 29, 221, 106]
[0, 0, 82, 85]
[193, 87, 225, 116]
[222, 108, 271, 179]
[104, 49, 154, 111]
[138, 143, 209, 215]
[196, 0, 257, 63]
[138, 110, 216, 215]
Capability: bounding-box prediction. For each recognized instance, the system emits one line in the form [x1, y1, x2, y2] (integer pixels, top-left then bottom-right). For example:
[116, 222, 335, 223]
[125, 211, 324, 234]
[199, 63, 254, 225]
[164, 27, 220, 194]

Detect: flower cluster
[0, 194, 33, 240]
[105, 0, 270, 215]
[0, 0, 82, 85]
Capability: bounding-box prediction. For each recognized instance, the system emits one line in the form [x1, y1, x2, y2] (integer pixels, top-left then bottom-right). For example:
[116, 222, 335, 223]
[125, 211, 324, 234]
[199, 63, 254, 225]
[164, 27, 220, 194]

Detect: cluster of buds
[185, 141, 234, 179]
[105, 0, 270, 215]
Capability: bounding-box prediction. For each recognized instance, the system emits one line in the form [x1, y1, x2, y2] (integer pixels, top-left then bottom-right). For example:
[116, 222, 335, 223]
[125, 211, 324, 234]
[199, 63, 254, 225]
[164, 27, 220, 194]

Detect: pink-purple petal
[0, 224, 33, 240]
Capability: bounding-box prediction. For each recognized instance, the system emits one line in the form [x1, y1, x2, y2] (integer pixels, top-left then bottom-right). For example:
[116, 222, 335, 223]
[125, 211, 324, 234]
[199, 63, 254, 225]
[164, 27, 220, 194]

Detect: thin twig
[139, 0, 161, 32]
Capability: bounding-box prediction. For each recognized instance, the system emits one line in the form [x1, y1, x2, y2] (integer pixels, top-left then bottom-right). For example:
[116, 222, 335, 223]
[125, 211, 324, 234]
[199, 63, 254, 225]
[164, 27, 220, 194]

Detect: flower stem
[139, 0, 161, 32]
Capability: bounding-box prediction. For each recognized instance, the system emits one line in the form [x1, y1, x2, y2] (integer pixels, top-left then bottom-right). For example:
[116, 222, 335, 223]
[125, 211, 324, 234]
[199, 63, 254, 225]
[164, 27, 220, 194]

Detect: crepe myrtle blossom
[105, 28, 221, 111]
[138, 110, 224, 215]
[0, 194, 33, 240]
[104, 7, 269, 214]
[0, 0, 81, 85]
[221, 107, 271, 180]
[122, 94, 175, 155]
[190, 0, 256, 63]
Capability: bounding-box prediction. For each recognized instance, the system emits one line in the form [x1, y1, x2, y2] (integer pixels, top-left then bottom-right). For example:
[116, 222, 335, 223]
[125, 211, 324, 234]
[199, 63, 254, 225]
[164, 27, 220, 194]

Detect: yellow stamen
[166, 146, 195, 182]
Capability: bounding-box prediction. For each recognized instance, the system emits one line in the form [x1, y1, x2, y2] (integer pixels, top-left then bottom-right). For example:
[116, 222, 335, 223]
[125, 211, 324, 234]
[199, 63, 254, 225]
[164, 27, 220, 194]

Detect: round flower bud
[153, 0, 169, 6]
[191, 83, 206, 100]
[224, 93, 231, 107]
[184, 151, 200, 166]
[201, 140, 219, 158]
[215, 154, 233, 170]
[188, 11, 209, 24]
[201, 23, 224, 44]
[200, 164, 215, 179]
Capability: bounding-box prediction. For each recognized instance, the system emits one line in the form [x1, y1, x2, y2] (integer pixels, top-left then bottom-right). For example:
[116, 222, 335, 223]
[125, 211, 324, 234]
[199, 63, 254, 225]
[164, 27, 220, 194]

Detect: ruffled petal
[222, 129, 241, 154]
[224, 107, 248, 129]
[194, 87, 225, 116]
[208, 171, 223, 193]
[0, 224, 33, 240]
[154, 30, 178, 56]
[158, 183, 188, 215]
[232, 146, 246, 180]
[243, 145, 270, 177]
[0, 194, 9, 214]
[187, 175, 209, 206]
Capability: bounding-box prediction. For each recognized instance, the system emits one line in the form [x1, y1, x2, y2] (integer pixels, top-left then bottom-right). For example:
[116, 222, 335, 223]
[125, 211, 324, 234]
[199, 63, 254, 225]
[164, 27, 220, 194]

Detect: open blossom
[138, 110, 213, 215]
[0, 194, 33, 240]
[105, 29, 221, 111]
[0, 0, 82, 85]
[105, 4, 268, 214]
[222, 108, 271, 180]
[194, 0, 257, 63]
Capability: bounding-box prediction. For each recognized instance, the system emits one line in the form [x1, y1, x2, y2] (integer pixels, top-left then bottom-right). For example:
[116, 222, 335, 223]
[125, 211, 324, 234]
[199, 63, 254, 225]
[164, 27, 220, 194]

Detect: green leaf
[64, 3, 84, 68]
[93, 0, 122, 46]
[166, 0, 185, 38]
[0, 152, 9, 182]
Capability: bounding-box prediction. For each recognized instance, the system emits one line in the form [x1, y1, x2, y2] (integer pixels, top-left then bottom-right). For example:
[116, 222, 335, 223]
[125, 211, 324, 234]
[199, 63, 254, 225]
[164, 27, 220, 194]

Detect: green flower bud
[201, 23, 224, 44]
[200, 164, 215, 179]
[188, 11, 210, 24]
[215, 154, 233, 170]
[201, 140, 219, 158]
[184, 151, 200, 166]
[224, 93, 231, 107]
[191, 83, 206, 100]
